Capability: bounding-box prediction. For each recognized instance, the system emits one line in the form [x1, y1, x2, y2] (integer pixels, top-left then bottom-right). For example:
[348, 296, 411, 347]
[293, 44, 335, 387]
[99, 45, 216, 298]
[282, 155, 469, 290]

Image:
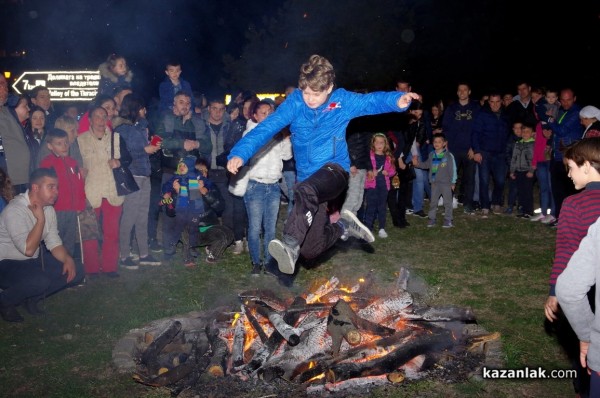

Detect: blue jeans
[478, 151, 507, 210]
[536, 161, 554, 216]
[412, 168, 431, 212]
[244, 180, 281, 265]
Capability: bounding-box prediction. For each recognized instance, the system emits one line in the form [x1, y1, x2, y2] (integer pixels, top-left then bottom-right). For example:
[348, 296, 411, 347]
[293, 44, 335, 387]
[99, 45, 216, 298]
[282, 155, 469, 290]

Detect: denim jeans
[244, 180, 281, 265]
[364, 184, 388, 230]
[536, 161, 554, 216]
[412, 168, 431, 212]
[478, 151, 507, 210]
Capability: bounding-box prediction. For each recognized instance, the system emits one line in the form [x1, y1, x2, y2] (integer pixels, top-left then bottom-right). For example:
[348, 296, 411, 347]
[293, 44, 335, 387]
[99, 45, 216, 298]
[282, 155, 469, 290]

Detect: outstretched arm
[227, 156, 244, 174]
[397, 92, 421, 109]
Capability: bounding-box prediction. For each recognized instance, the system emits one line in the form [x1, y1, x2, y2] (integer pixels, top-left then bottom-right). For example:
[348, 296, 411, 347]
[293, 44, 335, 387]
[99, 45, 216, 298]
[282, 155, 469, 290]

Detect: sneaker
[541, 215, 556, 224]
[205, 249, 217, 264]
[268, 239, 300, 275]
[491, 205, 502, 214]
[463, 207, 475, 215]
[405, 208, 414, 215]
[339, 209, 375, 243]
[378, 229, 388, 238]
[442, 220, 454, 228]
[139, 254, 161, 266]
[149, 240, 163, 252]
[503, 206, 513, 215]
[481, 209, 489, 219]
[251, 263, 262, 276]
[232, 240, 244, 255]
[163, 244, 176, 257]
[413, 210, 427, 218]
[548, 219, 559, 228]
[529, 214, 545, 222]
[427, 219, 436, 228]
[121, 257, 139, 270]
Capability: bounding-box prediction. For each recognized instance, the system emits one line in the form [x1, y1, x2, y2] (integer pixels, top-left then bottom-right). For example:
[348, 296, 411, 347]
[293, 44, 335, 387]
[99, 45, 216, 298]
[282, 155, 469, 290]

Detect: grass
[0, 205, 574, 397]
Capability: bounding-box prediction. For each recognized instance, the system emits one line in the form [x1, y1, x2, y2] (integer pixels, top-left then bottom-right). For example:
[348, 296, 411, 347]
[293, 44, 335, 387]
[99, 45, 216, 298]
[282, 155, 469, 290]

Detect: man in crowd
[0, 168, 81, 323]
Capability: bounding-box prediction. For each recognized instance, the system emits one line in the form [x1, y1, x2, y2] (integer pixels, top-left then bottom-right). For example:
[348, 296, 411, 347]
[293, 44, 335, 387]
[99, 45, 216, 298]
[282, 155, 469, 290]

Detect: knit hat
[176, 156, 197, 175]
[580, 106, 600, 120]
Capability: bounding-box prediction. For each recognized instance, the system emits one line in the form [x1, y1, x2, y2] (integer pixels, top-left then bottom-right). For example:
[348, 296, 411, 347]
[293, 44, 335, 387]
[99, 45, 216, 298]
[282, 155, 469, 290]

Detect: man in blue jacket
[226, 55, 419, 277]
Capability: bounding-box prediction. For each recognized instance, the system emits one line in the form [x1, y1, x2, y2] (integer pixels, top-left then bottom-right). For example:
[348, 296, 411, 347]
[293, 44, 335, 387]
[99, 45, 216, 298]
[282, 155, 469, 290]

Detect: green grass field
[0, 206, 575, 397]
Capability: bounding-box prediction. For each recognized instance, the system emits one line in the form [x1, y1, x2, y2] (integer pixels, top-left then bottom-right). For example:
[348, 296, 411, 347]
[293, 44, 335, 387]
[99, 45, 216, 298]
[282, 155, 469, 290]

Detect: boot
[0, 304, 24, 323]
[24, 298, 45, 315]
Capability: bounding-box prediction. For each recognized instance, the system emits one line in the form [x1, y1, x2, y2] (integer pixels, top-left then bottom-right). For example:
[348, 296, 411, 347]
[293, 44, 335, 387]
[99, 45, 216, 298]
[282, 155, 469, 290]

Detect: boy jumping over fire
[227, 54, 420, 279]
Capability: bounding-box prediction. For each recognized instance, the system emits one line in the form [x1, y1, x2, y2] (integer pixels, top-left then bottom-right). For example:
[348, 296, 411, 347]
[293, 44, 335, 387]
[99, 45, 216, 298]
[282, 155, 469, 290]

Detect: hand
[467, 148, 475, 160]
[526, 171, 534, 178]
[510, 173, 516, 180]
[473, 153, 483, 164]
[544, 295, 559, 322]
[227, 156, 244, 174]
[581, 341, 590, 373]
[451, 184, 456, 191]
[412, 155, 419, 166]
[397, 92, 421, 109]
[366, 170, 374, 181]
[382, 170, 388, 176]
[144, 144, 161, 154]
[398, 158, 406, 170]
[173, 179, 181, 192]
[108, 159, 120, 169]
[28, 203, 45, 222]
[63, 256, 76, 283]
[183, 139, 198, 151]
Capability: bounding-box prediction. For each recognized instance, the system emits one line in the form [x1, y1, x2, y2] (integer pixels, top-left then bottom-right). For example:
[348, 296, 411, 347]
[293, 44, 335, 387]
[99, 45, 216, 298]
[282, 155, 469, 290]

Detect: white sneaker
[340, 209, 375, 243]
[541, 215, 556, 224]
[529, 214, 545, 222]
[232, 240, 244, 255]
[378, 229, 388, 238]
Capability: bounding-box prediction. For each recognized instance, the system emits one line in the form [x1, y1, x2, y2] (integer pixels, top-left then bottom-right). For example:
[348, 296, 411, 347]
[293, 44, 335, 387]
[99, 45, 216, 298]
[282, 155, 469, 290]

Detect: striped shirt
[549, 181, 600, 295]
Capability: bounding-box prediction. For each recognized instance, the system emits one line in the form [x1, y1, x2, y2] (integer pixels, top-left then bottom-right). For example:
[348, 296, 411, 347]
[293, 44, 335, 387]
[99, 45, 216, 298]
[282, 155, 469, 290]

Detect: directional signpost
[12, 70, 100, 101]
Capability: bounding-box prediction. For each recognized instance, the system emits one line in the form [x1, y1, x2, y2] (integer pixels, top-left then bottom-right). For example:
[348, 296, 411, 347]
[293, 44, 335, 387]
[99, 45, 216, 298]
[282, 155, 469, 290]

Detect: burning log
[255, 303, 301, 346]
[356, 291, 413, 324]
[306, 276, 340, 303]
[206, 321, 228, 377]
[238, 289, 288, 312]
[405, 306, 477, 323]
[326, 329, 454, 383]
[229, 309, 246, 369]
[242, 305, 269, 344]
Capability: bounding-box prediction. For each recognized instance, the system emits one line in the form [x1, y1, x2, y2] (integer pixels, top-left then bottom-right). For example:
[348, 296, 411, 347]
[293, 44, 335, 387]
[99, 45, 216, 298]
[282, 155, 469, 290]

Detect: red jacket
[39, 154, 86, 211]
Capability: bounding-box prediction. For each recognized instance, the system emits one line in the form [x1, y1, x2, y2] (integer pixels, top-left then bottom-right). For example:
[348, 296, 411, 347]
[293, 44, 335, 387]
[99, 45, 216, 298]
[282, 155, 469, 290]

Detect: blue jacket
[471, 107, 509, 155]
[159, 77, 194, 113]
[114, 117, 151, 177]
[228, 88, 406, 181]
[442, 100, 480, 153]
[549, 104, 584, 161]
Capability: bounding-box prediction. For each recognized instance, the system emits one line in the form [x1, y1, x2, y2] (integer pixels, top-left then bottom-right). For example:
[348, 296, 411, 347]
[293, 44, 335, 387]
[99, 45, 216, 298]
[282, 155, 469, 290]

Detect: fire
[306, 372, 325, 382]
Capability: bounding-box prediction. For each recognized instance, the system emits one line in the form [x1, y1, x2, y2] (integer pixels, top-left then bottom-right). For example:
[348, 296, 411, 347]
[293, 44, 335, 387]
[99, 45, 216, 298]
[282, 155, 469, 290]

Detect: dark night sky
[1, 0, 599, 105]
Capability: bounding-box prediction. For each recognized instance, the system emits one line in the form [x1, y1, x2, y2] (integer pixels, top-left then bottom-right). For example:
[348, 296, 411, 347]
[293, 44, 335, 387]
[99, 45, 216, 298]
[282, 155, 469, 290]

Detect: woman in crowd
[77, 106, 131, 278]
[113, 93, 162, 268]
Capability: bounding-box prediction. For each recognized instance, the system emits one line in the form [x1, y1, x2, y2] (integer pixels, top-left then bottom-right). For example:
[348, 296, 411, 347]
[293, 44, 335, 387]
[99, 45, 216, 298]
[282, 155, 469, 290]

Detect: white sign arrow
[12, 70, 100, 101]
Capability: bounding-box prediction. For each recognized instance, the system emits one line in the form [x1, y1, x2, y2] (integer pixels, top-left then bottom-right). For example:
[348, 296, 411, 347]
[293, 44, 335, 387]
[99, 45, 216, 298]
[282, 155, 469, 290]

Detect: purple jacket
[364, 151, 396, 190]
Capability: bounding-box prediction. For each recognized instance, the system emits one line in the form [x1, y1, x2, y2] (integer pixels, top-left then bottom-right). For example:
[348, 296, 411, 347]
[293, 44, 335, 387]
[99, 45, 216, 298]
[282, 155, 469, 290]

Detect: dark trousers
[515, 171, 534, 215]
[0, 250, 83, 307]
[284, 163, 348, 259]
[551, 160, 577, 219]
[387, 184, 409, 226]
[364, 184, 388, 230]
[215, 181, 247, 242]
[454, 151, 476, 208]
[478, 151, 507, 209]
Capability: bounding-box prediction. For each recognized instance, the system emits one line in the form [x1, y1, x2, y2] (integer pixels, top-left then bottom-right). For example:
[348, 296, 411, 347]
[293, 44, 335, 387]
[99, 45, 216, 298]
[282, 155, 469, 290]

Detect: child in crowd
[161, 157, 232, 266]
[0, 168, 13, 213]
[39, 128, 98, 275]
[546, 137, 600, 398]
[363, 133, 396, 238]
[510, 120, 536, 218]
[504, 121, 522, 215]
[159, 60, 194, 114]
[542, 89, 560, 126]
[98, 54, 133, 97]
[416, 133, 456, 228]
[227, 54, 419, 278]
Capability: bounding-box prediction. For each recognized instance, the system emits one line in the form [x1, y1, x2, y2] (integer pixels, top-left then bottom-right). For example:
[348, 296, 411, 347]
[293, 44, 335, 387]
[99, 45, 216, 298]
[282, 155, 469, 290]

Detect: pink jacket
[364, 151, 396, 190]
[532, 121, 549, 167]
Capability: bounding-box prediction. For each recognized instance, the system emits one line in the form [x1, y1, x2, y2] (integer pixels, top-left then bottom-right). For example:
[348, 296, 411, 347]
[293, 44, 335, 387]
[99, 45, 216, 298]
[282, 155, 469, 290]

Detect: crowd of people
[3, 56, 600, 398]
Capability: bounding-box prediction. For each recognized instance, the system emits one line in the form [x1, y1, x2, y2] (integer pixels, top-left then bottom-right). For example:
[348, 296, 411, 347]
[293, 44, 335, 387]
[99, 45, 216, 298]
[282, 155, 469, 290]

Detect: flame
[231, 313, 241, 327]
[307, 372, 325, 382]
[308, 361, 316, 370]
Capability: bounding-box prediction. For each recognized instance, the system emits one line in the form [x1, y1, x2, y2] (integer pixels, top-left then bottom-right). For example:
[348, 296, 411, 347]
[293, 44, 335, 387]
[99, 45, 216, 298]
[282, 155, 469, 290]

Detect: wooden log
[206, 321, 228, 377]
[255, 303, 300, 346]
[242, 305, 269, 343]
[230, 309, 246, 369]
[141, 321, 183, 372]
[238, 289, 288, 312]
[326, 329, 454, 383]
